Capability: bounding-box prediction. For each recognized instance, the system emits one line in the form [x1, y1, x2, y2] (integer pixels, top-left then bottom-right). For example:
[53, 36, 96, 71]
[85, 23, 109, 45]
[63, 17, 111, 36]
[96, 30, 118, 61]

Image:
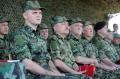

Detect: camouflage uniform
[0, 37, 26, 79]
[81, 37, 104, 79]
[68, 35, 86, 58]
[112, 34, 120, 56]
[12, 25, 52, 79]
[92, 34, 120, 79]
[49, 34, 85, 79]
[0, 38, 25, 79]
[0, 37, 11, 60]
[81, 37, 98, 59]
[0, 15, 26, 79]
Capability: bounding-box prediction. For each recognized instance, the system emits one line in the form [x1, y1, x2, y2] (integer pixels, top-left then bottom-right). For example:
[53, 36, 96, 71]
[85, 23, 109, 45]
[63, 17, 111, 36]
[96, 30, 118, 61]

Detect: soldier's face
[83, 25, 93, 38]
[70, 22, 83, 36]
[39, 29, 48, 39]
[54, 21, 69, 35]
[98, 25, 108, 37]
[0, 22, 9, 35]
[23, 9, 42, 25]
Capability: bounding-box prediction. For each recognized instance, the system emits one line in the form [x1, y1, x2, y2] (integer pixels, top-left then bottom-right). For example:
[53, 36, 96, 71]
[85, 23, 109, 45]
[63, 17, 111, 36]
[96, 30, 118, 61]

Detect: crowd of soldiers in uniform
[1, 0, 120, 79]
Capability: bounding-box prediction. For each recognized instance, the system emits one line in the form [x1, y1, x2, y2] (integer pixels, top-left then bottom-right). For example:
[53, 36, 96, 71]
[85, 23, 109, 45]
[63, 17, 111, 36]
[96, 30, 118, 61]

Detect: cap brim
[39, 7, 46, 11]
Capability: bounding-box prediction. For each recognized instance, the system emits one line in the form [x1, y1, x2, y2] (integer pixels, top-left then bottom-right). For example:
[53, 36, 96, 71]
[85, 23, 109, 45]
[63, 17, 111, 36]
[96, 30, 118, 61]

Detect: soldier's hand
[107, 66, 117, 71]
[73, 63, 79, 71]
[91, 59, 98, 65]
[53, 73, 65, 76]
[75, 70, 86, 75]
[114, 64, 120, 69]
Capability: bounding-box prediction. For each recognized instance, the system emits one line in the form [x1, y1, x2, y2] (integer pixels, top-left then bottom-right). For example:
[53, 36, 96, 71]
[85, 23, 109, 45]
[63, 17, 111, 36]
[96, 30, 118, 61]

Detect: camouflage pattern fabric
[80, 37, 98, 58]
[92, 34, 119, 62]
[68, 35, 97, 78]
[49, 34, 90, 79]
[67, 35, 86, 57]
[113, 44, 120, 57]
[0, 35, 26, 79]
[92, 34, 120, 79]
[12, 25, 52, 79]
[12, 25, 50, 62]
[0, 37, 11, 60]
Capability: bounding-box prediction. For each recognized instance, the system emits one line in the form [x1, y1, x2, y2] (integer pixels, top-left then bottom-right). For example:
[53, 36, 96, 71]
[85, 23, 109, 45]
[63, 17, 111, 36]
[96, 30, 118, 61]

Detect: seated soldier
[36, 23, 62, 74]
[92, 21, 120, 78]
[49, 16, 91, 79]
[68, 18, 98, 65]
[0, 15, 26, 79]
[36, 23, 49, 40]
[106, 30, 120, 64]
[12, 1, 64, 79]
[82, 21, 119, 78]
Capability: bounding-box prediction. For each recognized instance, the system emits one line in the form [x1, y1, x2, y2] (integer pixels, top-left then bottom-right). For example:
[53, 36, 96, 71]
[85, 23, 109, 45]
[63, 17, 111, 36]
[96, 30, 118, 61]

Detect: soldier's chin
[4, 32, 8, 35]
[64, 32, 69, 35]
[35, 21, 41, 24]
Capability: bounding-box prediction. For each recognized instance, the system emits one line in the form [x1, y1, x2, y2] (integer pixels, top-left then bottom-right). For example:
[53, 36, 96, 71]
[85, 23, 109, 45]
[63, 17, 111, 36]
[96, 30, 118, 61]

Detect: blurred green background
[0, 0, 120, 32]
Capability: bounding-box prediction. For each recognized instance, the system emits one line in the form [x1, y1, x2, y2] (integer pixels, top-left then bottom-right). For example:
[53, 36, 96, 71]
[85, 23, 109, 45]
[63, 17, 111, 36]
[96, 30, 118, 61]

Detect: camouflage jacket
[12, 25, 50, 65]
[49, 34, 75, 68]
[67, 35, 86, 57]
[113, 43, 120, 58]
[92, 34, 119, 62]
[0, 37, 11, 60]
[81, 37, 98, 58]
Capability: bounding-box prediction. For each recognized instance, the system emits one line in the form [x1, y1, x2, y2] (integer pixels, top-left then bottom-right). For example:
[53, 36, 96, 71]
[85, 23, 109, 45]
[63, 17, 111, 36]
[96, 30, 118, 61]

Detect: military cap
[0, 16, 10, 23]
[84, 21, 92, 27]
[51, 16, 68, 26]
[68, 17, 83, 25]
[37, 23, 48, 31]
[23, 0, 45, 12]
[94, 21, 106, 32]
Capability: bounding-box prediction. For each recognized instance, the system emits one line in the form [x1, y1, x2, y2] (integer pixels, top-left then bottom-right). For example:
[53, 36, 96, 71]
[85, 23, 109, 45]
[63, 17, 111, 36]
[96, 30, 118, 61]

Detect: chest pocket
[58, 39, 75, 63]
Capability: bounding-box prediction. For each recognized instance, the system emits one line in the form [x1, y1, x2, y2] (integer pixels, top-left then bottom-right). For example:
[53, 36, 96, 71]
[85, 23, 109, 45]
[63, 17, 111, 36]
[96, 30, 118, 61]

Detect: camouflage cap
[84, 21, 92, 27]
[0, 16, 10, 23]
[23, 0, 45, 12]
[37, 23, 48, 31]
[51, 16, 68, 26]
[68, 17, 83, 25]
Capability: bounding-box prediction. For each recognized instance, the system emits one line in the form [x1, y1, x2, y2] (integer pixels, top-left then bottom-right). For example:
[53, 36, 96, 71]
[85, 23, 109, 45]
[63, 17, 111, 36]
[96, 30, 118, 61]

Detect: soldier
[49, 16, 86, 79]
[68, 18, 98, 78]
[0, 15, 26, 79]
[82, 21, 96, 58]
[36, 23, 63, 77]
[92, 21, 120, 78]
[68, 18, 97, 65]
[36, 23, 49, 40]
[107, 32, 120, 61]
[12, 1, 64, 79]
[82, 21, 118, 78]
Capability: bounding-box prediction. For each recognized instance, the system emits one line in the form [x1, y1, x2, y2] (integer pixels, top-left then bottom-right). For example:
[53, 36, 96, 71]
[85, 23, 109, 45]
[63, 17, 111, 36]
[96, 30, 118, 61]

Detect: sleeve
[96, 41, 109, 60]
[12, 32, 32, 60]
[83, 44, 96, 58]
[49, 39, 63, 61]
[101, 44, 119, 62]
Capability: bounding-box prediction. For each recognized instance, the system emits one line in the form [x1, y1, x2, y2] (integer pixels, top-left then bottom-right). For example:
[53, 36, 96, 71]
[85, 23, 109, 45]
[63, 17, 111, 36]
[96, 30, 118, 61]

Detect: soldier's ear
[53, 26, 56, 31]
[23, 12, 27, 19]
